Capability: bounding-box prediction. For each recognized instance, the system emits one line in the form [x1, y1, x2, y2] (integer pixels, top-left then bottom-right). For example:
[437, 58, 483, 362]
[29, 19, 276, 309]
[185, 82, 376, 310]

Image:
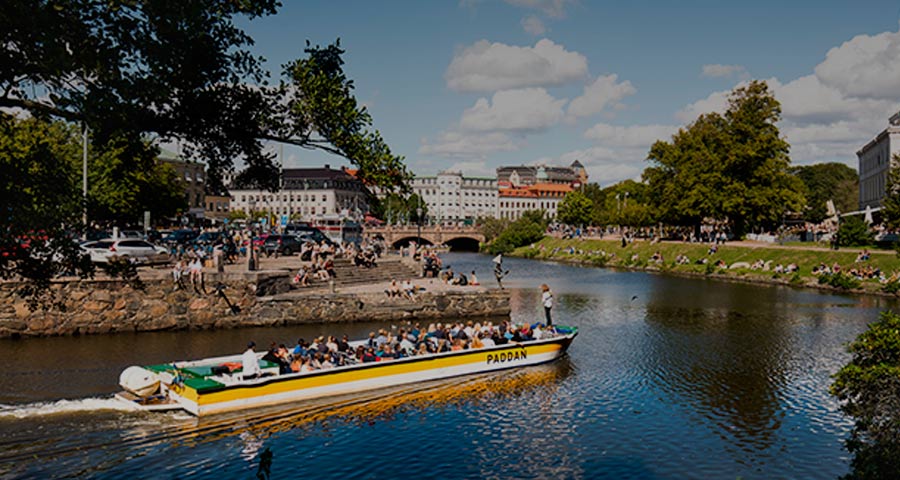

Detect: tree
[0, 115, 93, 296]
[557, 190, 594, 226]
[369, 193, 427, 225]
[85, 139, 186, 225]
[790, 163, 858, 223]
[831, 311, 900, 478]
[487, 210, 548, 255]
[838, 216, 874, 247]
[645, 81, 805, 236]
[1, 3, 408, 301]
[477, 217, 510, 243]
[881, 154, 900, 232]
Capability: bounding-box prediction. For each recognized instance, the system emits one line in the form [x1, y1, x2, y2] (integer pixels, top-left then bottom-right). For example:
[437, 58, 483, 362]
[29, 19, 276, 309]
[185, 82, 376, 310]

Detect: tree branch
[0, 97, 80, 121]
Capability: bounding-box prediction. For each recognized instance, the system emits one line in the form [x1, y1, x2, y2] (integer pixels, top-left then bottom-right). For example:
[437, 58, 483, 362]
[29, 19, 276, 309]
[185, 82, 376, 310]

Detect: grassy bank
[510, 237, 900, 296]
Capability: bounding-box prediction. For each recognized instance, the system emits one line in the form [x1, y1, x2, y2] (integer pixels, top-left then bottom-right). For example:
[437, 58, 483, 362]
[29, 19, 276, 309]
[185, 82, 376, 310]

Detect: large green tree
[645, 81, 805, 235]
[1, 2, 408, 300]
[557, 190, 594, 226]
[0, 115, 92, 291]
[85, 138, 186, 225]
[790, 163, 858, 223]
[832, 310, 900, 478]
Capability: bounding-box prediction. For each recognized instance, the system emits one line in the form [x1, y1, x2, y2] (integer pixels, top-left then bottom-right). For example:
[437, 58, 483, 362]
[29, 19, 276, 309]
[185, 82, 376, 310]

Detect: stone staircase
[306, 257, 420, 291]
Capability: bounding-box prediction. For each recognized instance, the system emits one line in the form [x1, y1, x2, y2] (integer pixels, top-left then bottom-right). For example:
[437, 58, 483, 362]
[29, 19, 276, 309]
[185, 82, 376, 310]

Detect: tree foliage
[487, 210, 548, 255]
[790, 163, 858, 223]
[838, 216, 874, 247]
[370, 193, 427, 225]
[0, 115, 93, 296]
[477, 217, 511, 243]
[644, 81, 805, 235]
[1, 3, 409, 300]
[557, 190, 594, 226]
[832, 310, 900, 478]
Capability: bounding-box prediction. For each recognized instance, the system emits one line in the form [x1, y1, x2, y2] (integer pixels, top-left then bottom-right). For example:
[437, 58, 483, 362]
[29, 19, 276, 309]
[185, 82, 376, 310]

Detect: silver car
[81, 239, 167, 264]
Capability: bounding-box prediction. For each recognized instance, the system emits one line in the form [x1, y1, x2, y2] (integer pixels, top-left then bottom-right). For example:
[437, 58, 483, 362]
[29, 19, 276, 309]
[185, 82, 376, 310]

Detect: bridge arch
[391, 236, 434, 249]
[443, 236, 481, 252]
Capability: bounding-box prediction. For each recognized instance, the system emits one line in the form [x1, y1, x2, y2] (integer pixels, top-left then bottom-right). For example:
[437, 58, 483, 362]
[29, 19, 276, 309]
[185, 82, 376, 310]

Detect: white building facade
[411, 171, 498, 224]
[858, 112, 900, 210]
[229, 166, 368, 222]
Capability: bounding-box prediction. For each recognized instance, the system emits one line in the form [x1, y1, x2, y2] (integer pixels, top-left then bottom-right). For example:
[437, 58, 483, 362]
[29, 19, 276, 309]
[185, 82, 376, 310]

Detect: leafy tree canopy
[1, 2, 408, 301]
[487, 210, 548, 255]
[644, 81, 805, 235]
[790, 163, 858, 223]
[837, 216, 874, 247]
[557, 190, 594, 226]
[832, 310, 900, 478]
[369, 193, 427, 225]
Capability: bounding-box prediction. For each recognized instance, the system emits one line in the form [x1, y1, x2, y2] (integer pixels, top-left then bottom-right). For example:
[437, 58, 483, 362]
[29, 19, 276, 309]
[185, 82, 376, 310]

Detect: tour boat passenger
[242, 341, 261, 380]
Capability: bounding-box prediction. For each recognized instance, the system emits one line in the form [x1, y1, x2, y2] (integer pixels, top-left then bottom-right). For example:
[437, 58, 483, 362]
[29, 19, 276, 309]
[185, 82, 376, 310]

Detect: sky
[237, 0, 900, 186]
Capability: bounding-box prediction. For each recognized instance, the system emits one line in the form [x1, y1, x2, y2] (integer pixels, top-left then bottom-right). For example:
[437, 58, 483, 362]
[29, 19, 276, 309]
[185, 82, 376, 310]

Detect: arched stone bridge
[366, 226, 485, 251]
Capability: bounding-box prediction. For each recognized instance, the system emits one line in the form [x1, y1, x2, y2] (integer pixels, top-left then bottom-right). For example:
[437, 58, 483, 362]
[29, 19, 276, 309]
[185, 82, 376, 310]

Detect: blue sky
[239, 0, 900, 185]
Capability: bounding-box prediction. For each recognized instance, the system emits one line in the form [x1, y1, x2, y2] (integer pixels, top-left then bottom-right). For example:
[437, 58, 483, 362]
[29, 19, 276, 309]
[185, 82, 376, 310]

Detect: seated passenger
[242, 341, 261, 380]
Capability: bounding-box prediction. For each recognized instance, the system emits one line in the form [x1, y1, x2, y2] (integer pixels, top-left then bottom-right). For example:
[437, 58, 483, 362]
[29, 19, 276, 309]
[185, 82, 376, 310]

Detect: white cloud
[584, 123, 677, 148]
[676, 88, 731, 123]
[567, 74, 636, 119]
[446, 160, 497, 177]
[701, 64, 748, 78]
[419, 131, 518, 158]
[445, 39, 588, 92]
[504, 0, 573, 18]
[460, 88, 567, 133]
[521, 15, 546, 35]
[815, 28, 900, 99]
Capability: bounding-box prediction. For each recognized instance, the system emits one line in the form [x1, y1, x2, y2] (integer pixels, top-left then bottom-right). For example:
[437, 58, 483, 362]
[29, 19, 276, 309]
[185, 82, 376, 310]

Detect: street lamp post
[416, 207, 423, 247]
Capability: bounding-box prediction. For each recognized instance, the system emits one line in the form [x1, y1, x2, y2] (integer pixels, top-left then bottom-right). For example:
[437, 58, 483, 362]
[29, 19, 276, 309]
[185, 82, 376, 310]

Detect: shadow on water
[0, 359, 576, 479]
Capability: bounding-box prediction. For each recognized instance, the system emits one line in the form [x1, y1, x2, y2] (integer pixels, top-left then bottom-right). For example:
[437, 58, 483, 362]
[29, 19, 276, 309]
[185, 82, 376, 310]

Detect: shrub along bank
[510, 237, 900, 295]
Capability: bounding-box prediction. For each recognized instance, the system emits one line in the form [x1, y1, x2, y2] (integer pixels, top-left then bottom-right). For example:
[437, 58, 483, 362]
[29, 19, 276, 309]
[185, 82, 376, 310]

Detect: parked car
[194, 230, 227, 245]
[80, 239, 167, 264]
[262, 234, 303, 256]
[161, 229, 199, 245]
[284, 225, 334, 246]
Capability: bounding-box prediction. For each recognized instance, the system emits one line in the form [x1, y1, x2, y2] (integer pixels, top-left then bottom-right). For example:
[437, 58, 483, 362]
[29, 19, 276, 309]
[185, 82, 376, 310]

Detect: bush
[831, 311, 900, 478]
[818, 272, 861, 290]
[838, 216, 874, 247]
[883, 280, 900, 295]
[486, 210, 548, 255]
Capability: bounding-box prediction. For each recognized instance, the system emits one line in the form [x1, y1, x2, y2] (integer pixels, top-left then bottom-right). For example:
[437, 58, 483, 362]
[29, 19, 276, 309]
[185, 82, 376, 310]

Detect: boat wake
[0, 396, 135, 419]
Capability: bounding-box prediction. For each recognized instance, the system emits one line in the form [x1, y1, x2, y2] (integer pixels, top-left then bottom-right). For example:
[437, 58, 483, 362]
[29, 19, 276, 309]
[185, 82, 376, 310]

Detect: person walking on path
[541, 284, 554, 326]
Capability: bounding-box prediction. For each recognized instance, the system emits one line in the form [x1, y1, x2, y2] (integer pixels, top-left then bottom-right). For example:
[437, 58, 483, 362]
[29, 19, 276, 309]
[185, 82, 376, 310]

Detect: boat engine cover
[119, 366, 161, 398]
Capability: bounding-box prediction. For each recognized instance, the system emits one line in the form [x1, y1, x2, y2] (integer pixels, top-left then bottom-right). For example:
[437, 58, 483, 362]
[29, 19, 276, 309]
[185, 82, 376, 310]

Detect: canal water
[0, 253, 895, 479]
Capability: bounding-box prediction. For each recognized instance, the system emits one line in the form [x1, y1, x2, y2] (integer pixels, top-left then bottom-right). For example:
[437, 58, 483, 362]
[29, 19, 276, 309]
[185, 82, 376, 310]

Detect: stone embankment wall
[0, 276, 511, 339]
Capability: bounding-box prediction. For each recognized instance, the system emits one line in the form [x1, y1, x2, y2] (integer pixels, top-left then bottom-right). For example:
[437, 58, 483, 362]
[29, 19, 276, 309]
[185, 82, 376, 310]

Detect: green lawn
[511, 237, 900, 294]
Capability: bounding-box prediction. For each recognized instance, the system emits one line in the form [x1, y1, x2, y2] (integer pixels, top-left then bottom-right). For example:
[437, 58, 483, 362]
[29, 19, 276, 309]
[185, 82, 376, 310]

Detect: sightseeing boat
[115, 327, 578, 416]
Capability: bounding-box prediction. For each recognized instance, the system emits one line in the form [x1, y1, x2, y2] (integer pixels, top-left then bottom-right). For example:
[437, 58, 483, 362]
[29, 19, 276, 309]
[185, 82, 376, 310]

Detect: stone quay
[0, 271, 511, 339]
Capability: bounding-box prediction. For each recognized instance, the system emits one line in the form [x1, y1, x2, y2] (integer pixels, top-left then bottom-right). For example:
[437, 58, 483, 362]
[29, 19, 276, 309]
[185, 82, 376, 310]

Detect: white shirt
[542, 291, 553, 309]
[242, 348, 261, 378]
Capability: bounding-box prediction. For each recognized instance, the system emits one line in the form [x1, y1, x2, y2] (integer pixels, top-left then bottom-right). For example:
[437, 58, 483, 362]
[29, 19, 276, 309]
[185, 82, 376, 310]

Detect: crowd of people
[242, 320, 559, 378]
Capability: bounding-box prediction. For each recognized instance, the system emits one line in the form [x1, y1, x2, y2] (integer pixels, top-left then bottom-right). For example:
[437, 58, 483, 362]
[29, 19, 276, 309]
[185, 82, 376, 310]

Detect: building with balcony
[228, 165, 368, 222]
[497, 183, 572, 220]
[411, 171, 498, 225]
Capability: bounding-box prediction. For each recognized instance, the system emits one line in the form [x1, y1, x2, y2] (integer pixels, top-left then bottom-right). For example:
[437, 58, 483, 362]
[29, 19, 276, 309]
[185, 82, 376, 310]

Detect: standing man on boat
[242, 341, 261, 379]
[541, 284, 554, 326]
